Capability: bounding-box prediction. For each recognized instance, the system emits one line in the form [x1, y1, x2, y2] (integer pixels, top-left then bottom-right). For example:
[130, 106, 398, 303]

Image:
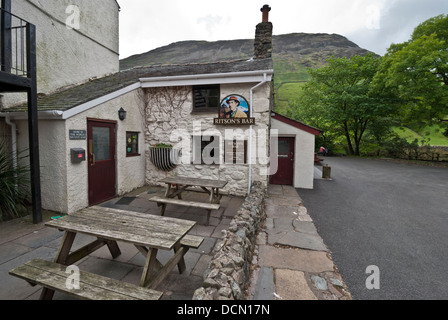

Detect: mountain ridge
[120, 32, 375, 70]
[119, 32, 376, 110]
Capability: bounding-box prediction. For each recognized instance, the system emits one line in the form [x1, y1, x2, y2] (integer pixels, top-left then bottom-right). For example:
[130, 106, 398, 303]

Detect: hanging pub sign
[214, 94, 255, 125]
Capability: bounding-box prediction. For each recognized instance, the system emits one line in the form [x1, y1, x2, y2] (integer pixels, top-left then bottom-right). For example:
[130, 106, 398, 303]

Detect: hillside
[120, 33, 375, 111]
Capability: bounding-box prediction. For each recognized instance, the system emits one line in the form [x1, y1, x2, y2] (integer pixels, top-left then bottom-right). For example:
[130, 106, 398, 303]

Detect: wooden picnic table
[42, 206, 198, 299]
[159, 176, 228, 204]
[152, 176, 228, 225]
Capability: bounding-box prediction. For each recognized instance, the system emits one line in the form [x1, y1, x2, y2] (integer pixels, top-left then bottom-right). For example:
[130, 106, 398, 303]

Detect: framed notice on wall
[225, 139, 247, 164]
[214, 95, 255, 125]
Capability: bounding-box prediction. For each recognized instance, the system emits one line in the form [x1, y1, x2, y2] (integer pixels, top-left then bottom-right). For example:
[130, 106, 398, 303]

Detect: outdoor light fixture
[118, 107, 127, 120]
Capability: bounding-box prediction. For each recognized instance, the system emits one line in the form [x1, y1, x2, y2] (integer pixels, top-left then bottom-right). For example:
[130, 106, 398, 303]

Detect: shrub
[0, 142, 31, 221]
[380, 136, 411, 159]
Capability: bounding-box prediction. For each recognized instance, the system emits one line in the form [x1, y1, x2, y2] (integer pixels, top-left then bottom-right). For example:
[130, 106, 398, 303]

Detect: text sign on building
[69, 130, 86, 140]
[214, 94, 255, 125]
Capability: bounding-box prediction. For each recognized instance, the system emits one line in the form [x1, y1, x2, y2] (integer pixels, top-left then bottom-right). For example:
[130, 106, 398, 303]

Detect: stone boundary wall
[192, 181, 267, 300]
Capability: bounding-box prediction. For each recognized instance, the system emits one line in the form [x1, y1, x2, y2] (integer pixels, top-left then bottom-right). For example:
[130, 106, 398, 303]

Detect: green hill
[394, 125, 448, 147]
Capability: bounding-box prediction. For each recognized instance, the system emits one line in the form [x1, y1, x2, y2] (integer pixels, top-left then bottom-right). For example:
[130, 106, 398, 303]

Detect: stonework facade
[143, 82, 273, 196]
[254, 22, 273, 60]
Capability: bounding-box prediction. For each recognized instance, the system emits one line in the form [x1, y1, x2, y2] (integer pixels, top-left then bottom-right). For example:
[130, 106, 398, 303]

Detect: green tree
[374, 14, 448, 126]
[290, 54, 395, 155]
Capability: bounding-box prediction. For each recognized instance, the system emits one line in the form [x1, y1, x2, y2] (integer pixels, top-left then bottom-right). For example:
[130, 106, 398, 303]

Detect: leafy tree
[374, 14, 448, 126]
[289, 54, 396, 155]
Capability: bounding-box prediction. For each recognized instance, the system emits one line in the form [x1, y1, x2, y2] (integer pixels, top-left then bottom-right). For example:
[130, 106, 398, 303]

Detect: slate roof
[2, 58, 273, 113]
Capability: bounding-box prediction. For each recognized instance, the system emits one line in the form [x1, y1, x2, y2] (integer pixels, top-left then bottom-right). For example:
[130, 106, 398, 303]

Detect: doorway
[87, 119, 117, 205]
[270, 137, 295, 185]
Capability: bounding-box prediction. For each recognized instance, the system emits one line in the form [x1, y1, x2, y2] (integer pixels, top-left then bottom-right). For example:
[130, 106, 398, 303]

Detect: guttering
[248, 72, 268, 195]
[0, 110, 64, 120]
[140, 70, 273, 88]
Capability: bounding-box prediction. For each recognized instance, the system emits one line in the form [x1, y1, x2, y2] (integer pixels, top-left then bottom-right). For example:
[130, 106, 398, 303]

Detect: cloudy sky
[118, 0, 448, 59]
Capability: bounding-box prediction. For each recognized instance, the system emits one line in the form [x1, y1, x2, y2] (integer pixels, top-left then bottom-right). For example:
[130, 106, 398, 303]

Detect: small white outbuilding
[270, 112, 321, 189]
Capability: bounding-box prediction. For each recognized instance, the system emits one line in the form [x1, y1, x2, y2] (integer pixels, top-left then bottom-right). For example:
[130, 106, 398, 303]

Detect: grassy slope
[272, 57, 309, 112]
[393, 125, 448, 146]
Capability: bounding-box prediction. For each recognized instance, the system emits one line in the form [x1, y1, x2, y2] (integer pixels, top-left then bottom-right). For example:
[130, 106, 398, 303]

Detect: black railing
[1, 7, 30, 76]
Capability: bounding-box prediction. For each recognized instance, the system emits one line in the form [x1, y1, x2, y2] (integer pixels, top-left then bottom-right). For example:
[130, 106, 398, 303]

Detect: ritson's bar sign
[214, 95, 255, 125]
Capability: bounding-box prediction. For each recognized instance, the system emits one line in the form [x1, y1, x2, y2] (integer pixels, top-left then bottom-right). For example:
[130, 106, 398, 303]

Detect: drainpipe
[4, 114, 18, 170]
[248, 72, 267, 195]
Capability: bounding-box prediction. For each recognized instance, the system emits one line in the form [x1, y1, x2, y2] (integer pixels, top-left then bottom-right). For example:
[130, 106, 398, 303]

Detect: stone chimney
[254, 5, 273, 59]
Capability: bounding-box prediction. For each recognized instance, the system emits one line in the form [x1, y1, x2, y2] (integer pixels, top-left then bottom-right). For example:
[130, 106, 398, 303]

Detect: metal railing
[1, 7, 30, 77]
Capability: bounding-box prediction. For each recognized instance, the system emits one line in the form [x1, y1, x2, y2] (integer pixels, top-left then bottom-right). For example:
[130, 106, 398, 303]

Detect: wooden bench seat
[180, 234, 204, 249]
[149, 196, 220, 225]
[9, 258, 163, 300]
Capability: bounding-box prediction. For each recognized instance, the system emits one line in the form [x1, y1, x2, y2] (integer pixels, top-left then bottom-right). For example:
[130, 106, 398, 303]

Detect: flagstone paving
[0, 184, 352, 300]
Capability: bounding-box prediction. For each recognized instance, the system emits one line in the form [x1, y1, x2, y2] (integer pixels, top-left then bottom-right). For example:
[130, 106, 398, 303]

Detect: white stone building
[0, 3, 319, 215]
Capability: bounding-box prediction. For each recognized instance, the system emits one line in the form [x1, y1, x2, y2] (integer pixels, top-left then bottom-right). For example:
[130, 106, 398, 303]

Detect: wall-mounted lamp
[118, 107, 127, 121]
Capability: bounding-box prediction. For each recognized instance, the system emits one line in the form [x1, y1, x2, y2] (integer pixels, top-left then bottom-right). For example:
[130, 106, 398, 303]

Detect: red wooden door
[270, 137, 294, 185]
[87, 119, 117, 205]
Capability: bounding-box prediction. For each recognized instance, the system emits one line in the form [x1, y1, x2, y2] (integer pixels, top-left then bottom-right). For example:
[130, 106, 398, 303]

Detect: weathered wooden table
[43, 206, 198, 299]
[151, 176, 228, 225]
[159, 176, 228, 204]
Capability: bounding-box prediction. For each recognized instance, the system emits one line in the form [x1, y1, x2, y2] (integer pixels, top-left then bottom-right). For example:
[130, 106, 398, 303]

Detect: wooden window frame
[192, 85, 220, 113]
[126, 131, 140, 157]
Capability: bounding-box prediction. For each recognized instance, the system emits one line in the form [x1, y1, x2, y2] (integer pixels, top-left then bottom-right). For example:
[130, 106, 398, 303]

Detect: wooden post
[26, 23, 42, 224]
[322, 164, 331, 179]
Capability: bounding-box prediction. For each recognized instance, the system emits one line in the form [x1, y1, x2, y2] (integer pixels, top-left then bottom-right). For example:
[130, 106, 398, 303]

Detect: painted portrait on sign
[219, 95, 250, 119]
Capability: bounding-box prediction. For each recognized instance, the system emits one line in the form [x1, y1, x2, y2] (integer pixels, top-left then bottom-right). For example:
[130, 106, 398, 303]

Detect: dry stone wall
[192, 181, 267, 300]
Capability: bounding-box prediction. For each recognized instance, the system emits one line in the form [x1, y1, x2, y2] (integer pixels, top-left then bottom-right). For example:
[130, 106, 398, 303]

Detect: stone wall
[254, 22, 273, 60]
[192, 181, 267, 300]
[143, 83, 272, 197]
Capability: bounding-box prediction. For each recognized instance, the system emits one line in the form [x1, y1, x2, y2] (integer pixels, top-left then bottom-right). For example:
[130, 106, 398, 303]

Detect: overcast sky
[118, 0, 448, 59]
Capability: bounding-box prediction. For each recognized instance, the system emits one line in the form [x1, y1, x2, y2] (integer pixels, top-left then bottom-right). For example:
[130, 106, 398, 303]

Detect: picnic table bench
[9, 206, 203, 300]
[149, 176, 228, 225]
[9, 258, 163, 300]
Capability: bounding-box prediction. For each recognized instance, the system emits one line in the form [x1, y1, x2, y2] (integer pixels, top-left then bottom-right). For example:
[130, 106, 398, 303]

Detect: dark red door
[87, 119, 117, 205]
[270, 137, 294, 185]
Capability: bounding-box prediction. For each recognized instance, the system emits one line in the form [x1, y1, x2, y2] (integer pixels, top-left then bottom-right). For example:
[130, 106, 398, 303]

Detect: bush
[0, 142, 31, 221]
[380, 136, 411, 159]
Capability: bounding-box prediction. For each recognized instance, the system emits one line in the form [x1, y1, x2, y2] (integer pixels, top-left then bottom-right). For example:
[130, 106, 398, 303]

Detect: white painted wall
[13, 89, 145, 214]
[65, 89, 146, 213]
[2, 0, 119, 107]
[14, 119, 69, 213]
[271, 118, 316, 189]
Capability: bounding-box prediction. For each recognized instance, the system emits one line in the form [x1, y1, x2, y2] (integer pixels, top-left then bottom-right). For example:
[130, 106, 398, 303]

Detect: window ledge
[126, 153, 141, 158]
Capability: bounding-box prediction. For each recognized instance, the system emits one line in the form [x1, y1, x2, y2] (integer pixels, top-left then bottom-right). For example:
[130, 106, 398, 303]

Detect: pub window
[126, 132, 140, 157]
[192, 135, 221, 164]
[193, 85, 220, 112]
[225, 140, 247, 164]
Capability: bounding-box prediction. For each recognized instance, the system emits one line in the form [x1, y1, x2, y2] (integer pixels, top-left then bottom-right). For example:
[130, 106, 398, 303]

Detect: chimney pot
[261, 4, 271, 22]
